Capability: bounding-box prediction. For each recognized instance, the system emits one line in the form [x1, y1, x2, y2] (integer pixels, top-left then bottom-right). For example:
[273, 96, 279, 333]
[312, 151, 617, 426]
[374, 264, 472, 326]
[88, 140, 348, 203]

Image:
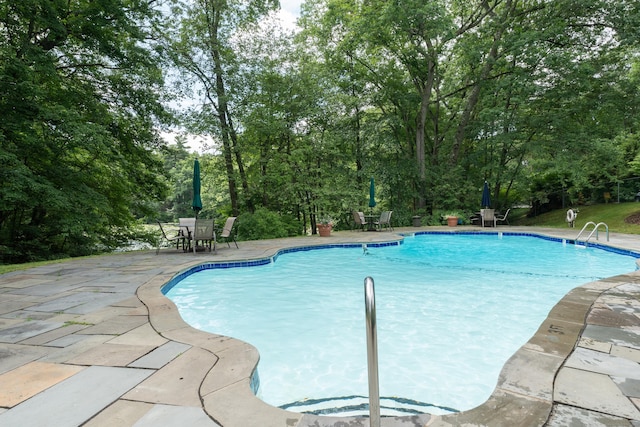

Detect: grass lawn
[511, 202, 640, 234]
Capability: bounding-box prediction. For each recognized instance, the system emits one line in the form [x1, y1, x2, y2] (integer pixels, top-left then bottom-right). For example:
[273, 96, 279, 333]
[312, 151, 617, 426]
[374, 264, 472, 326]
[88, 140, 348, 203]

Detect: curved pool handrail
[576, 221, 609, 245]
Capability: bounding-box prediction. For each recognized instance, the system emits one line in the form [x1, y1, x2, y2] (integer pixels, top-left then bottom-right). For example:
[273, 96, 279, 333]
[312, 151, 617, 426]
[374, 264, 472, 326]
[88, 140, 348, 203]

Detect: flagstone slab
[1, 309, 59, 321]
[38, 334, 112, 364]
[0, 300, 36, 315]
[546, 403, 632, 426]
[123, 346, 217, 407]
[47, 333, 91, 348]
[68, 342, 157, 367]
[0, 361, 84, 407]
[112, 296, 145, 310]
[613, 377, 640, 399]
[0, 276, 53, 289]
[9, 283, 85, 297]
[588, 304, 640, 328]
[495, 348, 562, 401]
[0, 320, 65, 343]
[0, 366, 152, 427]
[84, 400, 153, 427]
[108, 323, 167, 347]
[80, 314, 148, 335]
[613, 345, 640, 363]
[554, 367, 640, 419]
[27, 291, 111, 313]
[128, 341, 191, 369]
[0, 343, 51, 375]
[64, 293, 134, 314]
[579, 337, 613, 353]
[132, 404, 221, 427]
[582, 324, 640, 350]
[19, 323, 87, 345]
[72, 305, 133, 325]
[564, 347, 640, 380]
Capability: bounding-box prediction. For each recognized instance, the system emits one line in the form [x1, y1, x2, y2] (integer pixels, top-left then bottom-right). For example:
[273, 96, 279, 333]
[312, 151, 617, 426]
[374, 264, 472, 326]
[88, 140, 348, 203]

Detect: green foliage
[0, 0, 171, 263]
[235, 208, 302, 241]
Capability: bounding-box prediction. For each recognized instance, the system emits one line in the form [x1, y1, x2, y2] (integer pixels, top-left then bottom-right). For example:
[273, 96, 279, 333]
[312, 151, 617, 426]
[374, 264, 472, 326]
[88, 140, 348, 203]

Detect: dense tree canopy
[3, 0, 640, 262]
[0, 0, 171, 262]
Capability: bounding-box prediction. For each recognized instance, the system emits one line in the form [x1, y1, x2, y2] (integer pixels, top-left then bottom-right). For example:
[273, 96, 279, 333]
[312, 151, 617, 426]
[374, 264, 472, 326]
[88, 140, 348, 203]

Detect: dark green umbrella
[192, 159, 203, 218]
[368, 177, 376, 216]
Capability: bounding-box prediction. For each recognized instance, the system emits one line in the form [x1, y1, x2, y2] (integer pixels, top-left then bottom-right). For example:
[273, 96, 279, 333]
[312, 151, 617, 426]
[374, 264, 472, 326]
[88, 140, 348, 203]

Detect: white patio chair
[192, 218, 216, 253]
[219, 217, 238, 248]
[156, 221, 182, 255]
[375, 211, 393, 231]
[481, 209, 496, 227]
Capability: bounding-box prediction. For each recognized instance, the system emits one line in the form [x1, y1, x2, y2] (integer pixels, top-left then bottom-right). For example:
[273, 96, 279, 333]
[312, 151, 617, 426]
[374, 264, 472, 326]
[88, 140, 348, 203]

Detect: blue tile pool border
[161, 231, 640, 295]
[411, 230, 640, 258]
[161, 240, 404, 294]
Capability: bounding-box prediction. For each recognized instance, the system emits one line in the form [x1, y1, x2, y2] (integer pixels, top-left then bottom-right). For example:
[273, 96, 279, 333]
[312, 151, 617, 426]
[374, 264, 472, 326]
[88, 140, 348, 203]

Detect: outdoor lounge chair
[375, 210, 393, 231]
[352, 211, 368, 231]
[219, 217, 238, 248]
[481, 209, 496, 227]
[496, 209, 511, 225]
[156, 221, 183, 254]
[192, 218, 216, 253]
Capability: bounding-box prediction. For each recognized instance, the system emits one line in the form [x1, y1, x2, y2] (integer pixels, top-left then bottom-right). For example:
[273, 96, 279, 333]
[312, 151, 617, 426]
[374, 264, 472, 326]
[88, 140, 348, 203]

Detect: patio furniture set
[471, 208, 511, 227]
[352, 210, 394, 231]
[156, 217, 238, 254]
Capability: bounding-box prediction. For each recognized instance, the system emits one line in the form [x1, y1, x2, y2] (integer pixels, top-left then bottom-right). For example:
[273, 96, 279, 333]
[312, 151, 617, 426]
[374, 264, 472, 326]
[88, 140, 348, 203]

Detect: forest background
[2, 0, 640, 263]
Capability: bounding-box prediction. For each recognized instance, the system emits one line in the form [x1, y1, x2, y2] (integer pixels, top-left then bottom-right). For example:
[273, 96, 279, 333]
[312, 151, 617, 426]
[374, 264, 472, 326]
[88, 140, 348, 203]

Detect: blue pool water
[164, 233, 638, 416]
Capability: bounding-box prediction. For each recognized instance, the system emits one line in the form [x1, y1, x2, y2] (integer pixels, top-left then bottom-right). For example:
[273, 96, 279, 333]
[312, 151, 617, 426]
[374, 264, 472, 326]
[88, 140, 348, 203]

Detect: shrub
[236, 208, 302, 240]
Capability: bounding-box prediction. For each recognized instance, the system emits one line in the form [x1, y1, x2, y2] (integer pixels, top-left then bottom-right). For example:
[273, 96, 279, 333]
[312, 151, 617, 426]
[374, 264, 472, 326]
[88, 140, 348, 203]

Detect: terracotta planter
[317, 224, 332, 237]
[447, 217, 458, 227]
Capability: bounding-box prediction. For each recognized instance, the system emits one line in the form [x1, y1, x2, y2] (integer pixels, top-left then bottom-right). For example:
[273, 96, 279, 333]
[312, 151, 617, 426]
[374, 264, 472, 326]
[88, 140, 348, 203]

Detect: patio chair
[192, 218, 216, 253]
[375, 211, 393, 231]
[156, 221, 182, 255]
[219, 217, 238, 248]
[352, 211, 368, 231]
[496, 209, 511, 225]
[178, 217, 195, 250]
[481, 209, 496, 227]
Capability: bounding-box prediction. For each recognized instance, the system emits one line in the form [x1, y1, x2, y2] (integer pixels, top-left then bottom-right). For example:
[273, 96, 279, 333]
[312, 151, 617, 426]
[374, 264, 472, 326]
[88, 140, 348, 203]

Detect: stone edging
[138, 233, 634, 427]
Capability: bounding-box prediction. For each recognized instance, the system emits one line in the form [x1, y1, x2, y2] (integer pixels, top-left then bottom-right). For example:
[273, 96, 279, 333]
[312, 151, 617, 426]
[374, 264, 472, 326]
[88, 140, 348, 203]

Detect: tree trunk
[203, 0, 239, 215]
[414, 55, 436, 209]
[451, 1, 512, 165]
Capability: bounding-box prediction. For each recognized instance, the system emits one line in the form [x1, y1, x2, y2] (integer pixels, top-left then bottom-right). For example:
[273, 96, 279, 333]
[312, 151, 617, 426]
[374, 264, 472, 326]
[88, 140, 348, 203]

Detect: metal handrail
[364, 277, 381, 426]
[575, 221, 609, 244]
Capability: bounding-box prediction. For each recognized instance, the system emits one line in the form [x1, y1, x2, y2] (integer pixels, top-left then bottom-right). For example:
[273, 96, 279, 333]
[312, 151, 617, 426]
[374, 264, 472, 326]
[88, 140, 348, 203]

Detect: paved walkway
[1, 226, 640, 427]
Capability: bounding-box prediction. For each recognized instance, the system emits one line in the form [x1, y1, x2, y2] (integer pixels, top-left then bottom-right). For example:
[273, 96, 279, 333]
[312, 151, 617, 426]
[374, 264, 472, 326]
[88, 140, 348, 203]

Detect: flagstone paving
[1, 226, 640, 426]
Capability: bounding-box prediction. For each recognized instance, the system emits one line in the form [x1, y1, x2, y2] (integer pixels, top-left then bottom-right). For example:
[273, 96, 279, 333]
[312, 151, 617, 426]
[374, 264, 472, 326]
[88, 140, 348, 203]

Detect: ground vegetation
[3, 0, 640, 262]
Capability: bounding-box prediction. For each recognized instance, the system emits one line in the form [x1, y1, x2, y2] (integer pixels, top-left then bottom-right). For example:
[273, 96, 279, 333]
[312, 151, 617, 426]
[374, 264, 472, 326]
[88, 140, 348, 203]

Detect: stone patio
[1, 226, 640, 426]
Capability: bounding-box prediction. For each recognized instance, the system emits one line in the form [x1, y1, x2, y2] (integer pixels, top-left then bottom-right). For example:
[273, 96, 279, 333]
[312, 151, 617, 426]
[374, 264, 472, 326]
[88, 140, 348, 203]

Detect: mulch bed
[624, 212, 640, 225]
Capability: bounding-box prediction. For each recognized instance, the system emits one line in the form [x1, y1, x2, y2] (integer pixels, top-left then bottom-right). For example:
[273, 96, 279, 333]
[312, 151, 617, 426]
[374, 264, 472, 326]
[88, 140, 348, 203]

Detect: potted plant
[317, 216, 335, 237]
[445, 213, 460, 227]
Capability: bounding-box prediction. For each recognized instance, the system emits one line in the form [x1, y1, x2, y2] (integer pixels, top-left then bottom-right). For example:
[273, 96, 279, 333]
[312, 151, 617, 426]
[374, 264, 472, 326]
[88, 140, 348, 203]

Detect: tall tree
[163, 0, 279, 216]
[0, 0, 170, 262]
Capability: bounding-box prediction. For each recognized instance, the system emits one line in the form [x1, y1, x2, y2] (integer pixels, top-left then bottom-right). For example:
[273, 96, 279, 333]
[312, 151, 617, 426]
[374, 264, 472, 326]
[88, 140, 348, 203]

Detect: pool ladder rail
[364, 276, 381, 427]
[575, 221, 609, 245]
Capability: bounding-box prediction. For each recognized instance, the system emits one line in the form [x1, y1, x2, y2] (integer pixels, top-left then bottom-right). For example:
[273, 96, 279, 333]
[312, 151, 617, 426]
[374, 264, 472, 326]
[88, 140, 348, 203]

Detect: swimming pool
[163, 232, 639, 416]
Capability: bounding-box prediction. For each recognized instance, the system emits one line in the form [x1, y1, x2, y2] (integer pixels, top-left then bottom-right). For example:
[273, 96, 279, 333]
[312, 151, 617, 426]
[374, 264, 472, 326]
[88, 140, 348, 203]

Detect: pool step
[279, 395, 458, 416]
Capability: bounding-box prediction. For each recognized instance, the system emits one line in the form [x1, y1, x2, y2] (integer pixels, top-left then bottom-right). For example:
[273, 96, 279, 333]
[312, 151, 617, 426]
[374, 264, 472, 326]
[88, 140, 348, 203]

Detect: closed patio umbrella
[192, 159, 203, 218]
[481, 181, 491, 209]
[368, 177, 376, 216]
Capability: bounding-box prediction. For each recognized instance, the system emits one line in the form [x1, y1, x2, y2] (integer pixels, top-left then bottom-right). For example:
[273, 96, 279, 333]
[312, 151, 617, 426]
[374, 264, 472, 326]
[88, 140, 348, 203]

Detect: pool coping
[139, 230, 640, 426]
